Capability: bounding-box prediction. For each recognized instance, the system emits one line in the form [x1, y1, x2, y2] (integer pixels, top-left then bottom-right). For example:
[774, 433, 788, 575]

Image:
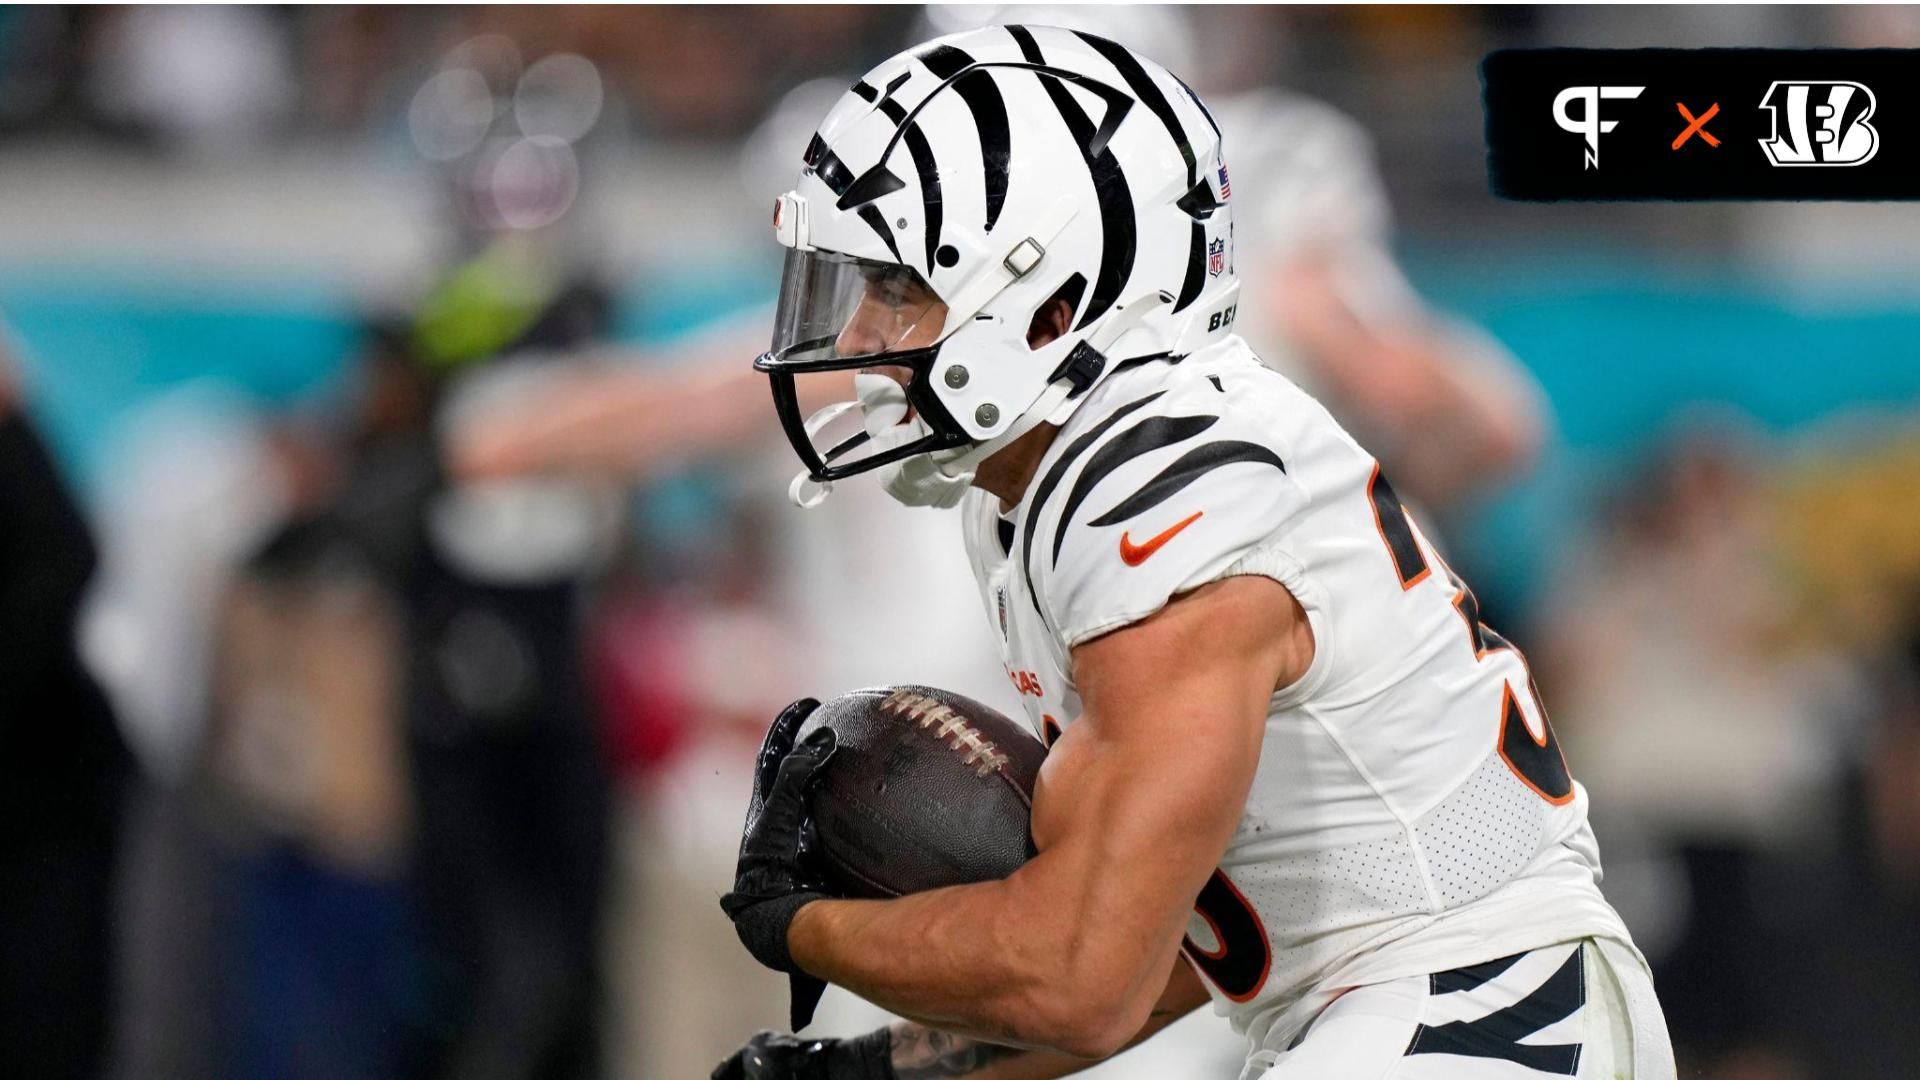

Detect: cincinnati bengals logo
[1758, 81, 1879, 167]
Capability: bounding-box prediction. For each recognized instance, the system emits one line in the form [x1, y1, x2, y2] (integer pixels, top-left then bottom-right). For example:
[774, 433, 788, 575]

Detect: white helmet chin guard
[753, 24, 1241, 507]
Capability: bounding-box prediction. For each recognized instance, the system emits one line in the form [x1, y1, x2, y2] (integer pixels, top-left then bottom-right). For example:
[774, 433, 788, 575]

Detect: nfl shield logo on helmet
[1207, 238, 1226, 277]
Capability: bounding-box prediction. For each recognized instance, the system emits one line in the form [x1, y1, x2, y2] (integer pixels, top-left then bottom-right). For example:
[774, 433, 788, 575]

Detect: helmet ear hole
[1026, 273, 1086, 351]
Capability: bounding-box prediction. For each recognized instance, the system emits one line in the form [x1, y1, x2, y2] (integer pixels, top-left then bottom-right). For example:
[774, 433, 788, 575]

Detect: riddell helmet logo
[1552, 85, 1645, 169]
[1758, 81, 1879, 166]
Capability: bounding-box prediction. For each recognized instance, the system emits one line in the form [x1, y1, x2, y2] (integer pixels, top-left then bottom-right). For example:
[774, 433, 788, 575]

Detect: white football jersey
[959, 335, 1635, 1053]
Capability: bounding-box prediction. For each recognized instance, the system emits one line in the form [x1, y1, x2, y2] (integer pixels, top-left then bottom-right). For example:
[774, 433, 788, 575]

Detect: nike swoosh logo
[1118, 511, 1204, 566]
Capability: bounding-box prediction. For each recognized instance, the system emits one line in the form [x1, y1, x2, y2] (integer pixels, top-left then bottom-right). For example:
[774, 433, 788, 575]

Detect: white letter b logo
[1759, 81, 1879, 166]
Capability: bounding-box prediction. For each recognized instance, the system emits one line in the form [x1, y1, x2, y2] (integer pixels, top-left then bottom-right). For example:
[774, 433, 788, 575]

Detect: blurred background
[2, 5, 1918, 1079]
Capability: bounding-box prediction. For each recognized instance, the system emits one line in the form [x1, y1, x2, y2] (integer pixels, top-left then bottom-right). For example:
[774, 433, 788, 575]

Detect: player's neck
[973, 421, 1061, 512]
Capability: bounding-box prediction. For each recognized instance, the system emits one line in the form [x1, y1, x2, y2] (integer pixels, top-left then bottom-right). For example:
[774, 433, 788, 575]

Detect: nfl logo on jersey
[1208, 238, 1227, 277]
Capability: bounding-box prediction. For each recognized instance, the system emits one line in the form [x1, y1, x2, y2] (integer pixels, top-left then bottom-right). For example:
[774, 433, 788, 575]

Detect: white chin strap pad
[789, 472, 832, 508]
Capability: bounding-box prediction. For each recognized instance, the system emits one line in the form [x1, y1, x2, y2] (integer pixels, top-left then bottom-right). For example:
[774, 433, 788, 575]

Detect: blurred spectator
[0, 328, 131, 1079]
[389, 266, 625, 1080]
[1206, 82, 1545, 515]
[93, 391, 335, 1080]
[1746, 613, 1920, 1079]
[89, 6, 297, 153]
[1539, 421, 1865, 1078]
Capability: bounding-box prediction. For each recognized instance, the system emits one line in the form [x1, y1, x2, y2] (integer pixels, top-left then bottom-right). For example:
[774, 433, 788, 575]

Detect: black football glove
[711, 1029, 894, 1080]
[720, 698, 839, 1029]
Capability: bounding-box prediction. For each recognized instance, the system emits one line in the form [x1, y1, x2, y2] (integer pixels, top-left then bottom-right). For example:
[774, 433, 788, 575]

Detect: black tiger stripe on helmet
[914, 43, 1011, 234]
[758, 25, 1243, 500]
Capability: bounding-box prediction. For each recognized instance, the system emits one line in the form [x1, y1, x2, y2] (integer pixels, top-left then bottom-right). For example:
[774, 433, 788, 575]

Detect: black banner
[1484, 48, 1920, 200]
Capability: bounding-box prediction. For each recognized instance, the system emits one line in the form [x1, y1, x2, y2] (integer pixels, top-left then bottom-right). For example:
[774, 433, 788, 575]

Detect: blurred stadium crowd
[3, 5, 1920, 1080]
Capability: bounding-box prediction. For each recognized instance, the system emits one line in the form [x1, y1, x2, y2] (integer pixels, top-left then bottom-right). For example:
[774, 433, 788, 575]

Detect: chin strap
[785, 398, 863, 508]
[788, 471, 833, 508]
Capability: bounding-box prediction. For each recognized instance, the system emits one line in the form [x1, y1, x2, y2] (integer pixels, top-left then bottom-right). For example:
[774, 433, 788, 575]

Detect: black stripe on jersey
[1087, 440, 1285, 529]
[875, 96, 943, 270]
[1499, 683, 1574, 803]
[1052, 413, 1218, 567]
[1429, 952, 1525, 996]
[1367, 464, 1430, 589]
[916, 43, 1011, 234]
[1006, 24, 1135, 331]
[1405, 948, 1585, 1076]
[851, 80, 878, 102]
[1021, 391, 1167, 620]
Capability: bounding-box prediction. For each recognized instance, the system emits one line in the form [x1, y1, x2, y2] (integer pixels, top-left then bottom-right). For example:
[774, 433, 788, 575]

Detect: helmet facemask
[757, 248, 972, 489]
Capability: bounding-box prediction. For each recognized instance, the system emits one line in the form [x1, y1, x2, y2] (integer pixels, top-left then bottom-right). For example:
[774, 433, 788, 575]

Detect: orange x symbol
[1673, 102, 1721, 149]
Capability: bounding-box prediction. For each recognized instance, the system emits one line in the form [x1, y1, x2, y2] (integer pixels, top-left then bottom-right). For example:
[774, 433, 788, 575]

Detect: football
[796, 685, 1048, 898]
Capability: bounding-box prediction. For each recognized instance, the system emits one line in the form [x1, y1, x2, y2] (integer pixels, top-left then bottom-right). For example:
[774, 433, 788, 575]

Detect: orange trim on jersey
[1366, 462, 1431, 591]
[1452, 584, 1497, 661]
[1181, 869, 1274, 1004]
[1495, 681, 1576, 806]
[1187, 908, 1230, 961]
[1369, 482, 1574, 809]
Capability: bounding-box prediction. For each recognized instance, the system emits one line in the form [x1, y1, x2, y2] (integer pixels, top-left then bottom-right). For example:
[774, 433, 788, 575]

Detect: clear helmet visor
[767, 247, 948, 364]
[756, 247, 969, 486]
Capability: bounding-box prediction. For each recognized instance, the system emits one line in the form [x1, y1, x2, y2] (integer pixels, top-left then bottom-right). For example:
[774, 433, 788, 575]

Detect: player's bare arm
[884, 958, 1208, 1080]
[714, 959, 1208, 1080]
[446, 348, 859, 483]
[1272, 250, 1542, 506]
[785, 573, 1310, 1056]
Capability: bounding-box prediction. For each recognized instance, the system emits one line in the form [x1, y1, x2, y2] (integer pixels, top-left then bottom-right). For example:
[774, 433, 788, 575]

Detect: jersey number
[1180, 869, 1271, 1003]
[1368, 465, 1573, 804]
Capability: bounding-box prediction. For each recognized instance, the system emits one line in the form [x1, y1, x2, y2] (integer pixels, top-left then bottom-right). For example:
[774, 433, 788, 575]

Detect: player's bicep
[1062, 573, 1302, 838]
[1026, 575, 1306, 948]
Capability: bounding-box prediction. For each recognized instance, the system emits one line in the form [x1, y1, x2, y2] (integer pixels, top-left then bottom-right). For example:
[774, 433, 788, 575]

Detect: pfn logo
[1758, 81, 1879, 166]
[1553, 85, 1645, 169]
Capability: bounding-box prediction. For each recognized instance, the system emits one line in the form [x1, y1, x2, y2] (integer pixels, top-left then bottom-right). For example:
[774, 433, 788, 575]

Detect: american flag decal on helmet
[1217, 164, 1231, 199]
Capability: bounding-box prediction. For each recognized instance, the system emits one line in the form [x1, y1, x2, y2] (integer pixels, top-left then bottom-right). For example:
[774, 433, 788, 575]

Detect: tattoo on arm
[888, 1023, 1025, 1079]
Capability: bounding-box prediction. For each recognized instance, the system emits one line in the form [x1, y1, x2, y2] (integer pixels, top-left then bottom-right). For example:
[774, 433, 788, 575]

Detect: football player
[716, 24, 1673, 1080]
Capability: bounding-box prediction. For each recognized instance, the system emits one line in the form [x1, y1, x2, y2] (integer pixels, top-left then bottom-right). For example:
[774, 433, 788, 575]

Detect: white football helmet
[754, 24, 1239, 507]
